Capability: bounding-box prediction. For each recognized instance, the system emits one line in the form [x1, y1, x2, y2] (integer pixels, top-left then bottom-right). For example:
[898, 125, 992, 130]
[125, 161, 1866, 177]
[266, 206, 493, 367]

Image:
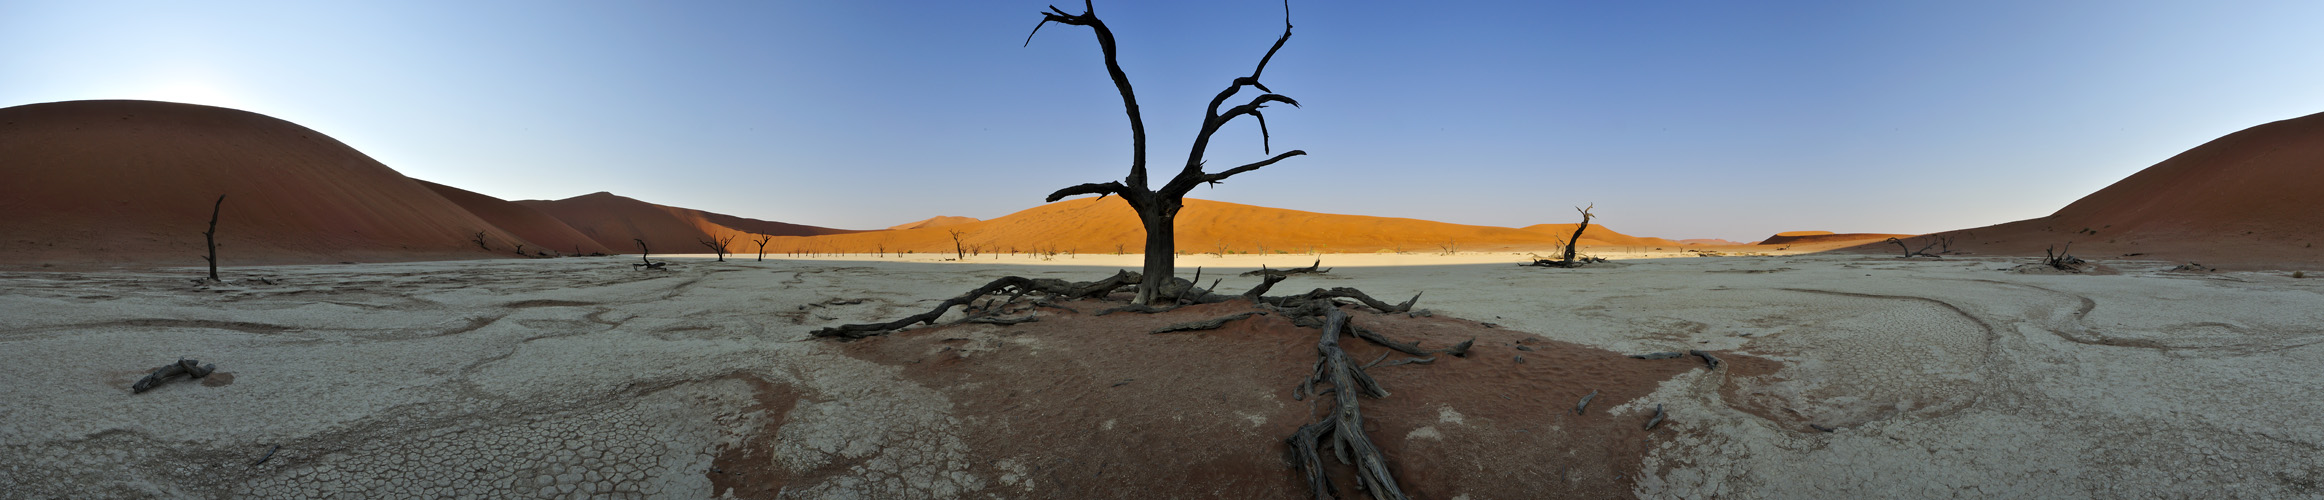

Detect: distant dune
[1879, 111, 2324, 269]
[416, 180, 611, 256]
[761, 197, 1685, 256]
[0, 100, 536, 268]
[1759, 231, 1913, 247]
[1678, 238, 1750, 246]
[887, 216, 980, 231]
[515, 192, 862, 256]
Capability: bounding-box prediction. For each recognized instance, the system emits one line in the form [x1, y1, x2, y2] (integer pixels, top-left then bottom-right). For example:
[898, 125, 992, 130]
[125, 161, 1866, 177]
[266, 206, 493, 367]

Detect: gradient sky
[8, 1, 2324, 242]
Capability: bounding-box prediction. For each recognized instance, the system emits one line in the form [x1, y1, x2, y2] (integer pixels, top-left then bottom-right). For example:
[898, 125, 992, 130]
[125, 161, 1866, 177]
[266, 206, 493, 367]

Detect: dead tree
[753, 234, 771, 261]
[948, 229, 969, 261]
[633, 238, 666, 270]
[1885, 236, 1940, 258]
[2043, 242, 2086, 270]
[1561, 203, 1594, 265]
[471, 231, 490, 251]
[199, 195, 224, 281]
[700, 234, 736, 262]
[1031, 0, 1307, 305]
[1524, 204, 1603, 268]
[513, 243, 527, 257]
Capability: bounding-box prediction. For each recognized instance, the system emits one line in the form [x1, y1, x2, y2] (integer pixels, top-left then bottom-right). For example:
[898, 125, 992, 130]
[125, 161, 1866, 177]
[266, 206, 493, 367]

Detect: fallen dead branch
[1645, 404, 1667, 431]
[811, 270, 1140, 339]
[1242, 258, 1331, 277]
[1574, 390, 1599, 415]
[1151, 311, 1260, 334]
[1688, 350, 1722, 369]
[131, 358, 217, 394]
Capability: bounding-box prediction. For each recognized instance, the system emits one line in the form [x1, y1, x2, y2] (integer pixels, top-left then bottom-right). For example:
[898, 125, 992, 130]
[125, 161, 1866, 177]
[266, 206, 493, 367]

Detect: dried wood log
[131, 358, 216, 394]
[1689, 349, 1723, 369]
[1151, 311, 1259, 334]
[1285, 307, 1409, 500]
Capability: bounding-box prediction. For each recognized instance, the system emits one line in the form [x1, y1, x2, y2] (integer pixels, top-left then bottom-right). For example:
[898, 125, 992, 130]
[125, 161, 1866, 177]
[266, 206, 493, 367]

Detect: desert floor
[4, 252, 2321, 498]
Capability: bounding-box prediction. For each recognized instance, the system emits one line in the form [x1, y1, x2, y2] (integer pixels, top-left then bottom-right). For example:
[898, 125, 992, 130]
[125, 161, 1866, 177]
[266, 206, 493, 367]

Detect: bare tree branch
[1044, 180, 1129, 203]
[1027, 0, 1151, 192]
[1184, 150, 1308, 191]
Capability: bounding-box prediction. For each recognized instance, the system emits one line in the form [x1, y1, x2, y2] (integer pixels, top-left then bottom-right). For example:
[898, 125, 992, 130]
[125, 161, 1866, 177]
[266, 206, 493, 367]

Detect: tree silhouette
[199, 195, 224, 281]
[1029, 0, 1306, 305]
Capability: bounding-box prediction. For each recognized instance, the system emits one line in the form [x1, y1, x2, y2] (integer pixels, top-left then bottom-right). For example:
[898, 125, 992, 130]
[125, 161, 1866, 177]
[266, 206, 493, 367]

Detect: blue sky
[7, 1, 2323, 241]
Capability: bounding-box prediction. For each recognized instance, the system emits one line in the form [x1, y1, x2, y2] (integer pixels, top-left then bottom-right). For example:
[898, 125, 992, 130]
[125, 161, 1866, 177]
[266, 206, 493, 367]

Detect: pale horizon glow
[7, 1, 2323, 242]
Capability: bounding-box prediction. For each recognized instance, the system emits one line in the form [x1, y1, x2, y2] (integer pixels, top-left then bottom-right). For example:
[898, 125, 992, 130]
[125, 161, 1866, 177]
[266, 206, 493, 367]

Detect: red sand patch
[719, 300, 1706, 498]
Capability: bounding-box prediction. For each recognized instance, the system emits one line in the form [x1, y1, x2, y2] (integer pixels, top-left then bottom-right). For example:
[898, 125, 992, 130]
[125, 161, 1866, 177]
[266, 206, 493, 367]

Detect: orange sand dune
[1679, 238, 1750, 246]
[1869, 112, 2324, 269]
[886, 216, 979, 231]
[0, 100, 536, 268]
[1759, 231, 1914, 247]
[515, 192, 862, 256]
[762, 197, 1685, 256]
[416, 180, 611, 256]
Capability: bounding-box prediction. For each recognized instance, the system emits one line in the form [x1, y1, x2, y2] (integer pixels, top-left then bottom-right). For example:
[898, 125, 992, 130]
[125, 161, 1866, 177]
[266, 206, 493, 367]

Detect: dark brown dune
[0, 100, 534, 269]
[1758, 231, 1914, 247]
[764, 197, 1687, 256]
[515, 192, 863, 256]
[416, 180, 611, 256]
[1871, 112, 2324, 269]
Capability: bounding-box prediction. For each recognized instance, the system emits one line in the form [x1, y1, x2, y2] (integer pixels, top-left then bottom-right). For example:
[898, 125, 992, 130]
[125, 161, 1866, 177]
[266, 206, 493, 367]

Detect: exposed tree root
[1628, 351, 1685, 360]
[811, 268, 1460, 499]
[810, 270, 1139, 339]
[1286, 307, 1409, 500]
[1644, 404, 1667, 431]
[1574, 390, 1599, 415]
[1689, 350, 1723, 369]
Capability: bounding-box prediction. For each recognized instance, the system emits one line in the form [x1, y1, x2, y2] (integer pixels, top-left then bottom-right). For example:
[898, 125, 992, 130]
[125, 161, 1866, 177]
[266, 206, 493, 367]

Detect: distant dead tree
[513, 243, 527, 257]
[948, 229, 969, 260]
[753, 234, 772, 261]
[632, 238, 666, 270]
[700, 234, 736, 262]
[2042, 242, 2087, 270]
[1031, 0, 1307, 305]
[199, 195, 224, 281]
[1525, 204, 1602, 268]
[1885, 236, 1940, 258]
[470, 231, 490, 251]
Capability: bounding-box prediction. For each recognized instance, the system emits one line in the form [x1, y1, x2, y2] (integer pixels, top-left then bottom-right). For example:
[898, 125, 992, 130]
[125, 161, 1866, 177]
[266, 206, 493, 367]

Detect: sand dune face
[515, 192, 861, 256]
[0, 100, 533, 268]
[415, 180, 611, 256]
[885, 216, 979, 231]
[1913, 112, 2324, 268]
[764, 197, 1685, 256]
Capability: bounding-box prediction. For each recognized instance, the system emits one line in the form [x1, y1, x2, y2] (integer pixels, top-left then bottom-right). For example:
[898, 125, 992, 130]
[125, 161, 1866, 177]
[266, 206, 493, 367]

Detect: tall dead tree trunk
[753, 234, 771, 261]
[200, 195, 224, 281]
[1562, 203, 1594, 266]
[1031, 0, 1308, 305]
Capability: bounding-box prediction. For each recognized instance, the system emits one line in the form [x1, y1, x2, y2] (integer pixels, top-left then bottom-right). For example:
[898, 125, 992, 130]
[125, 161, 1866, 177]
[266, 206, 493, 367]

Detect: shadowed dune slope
[515, 192, 863, 255]
[1759, 231, 1914, 247]
[1868, 111, 2324, 269]
[0, 100, 534, 268]
[416, 180, 611, 256]
[764, 197, 1684, 255]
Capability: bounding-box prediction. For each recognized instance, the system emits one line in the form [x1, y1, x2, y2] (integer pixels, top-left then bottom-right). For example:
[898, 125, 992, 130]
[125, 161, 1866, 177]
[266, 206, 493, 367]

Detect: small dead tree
[199, 195, 224, 281]
[1031, 0, 1308, 305]
[700, 234, 736, 262]
[948, 229, 969, 260]
[2043, 242, 2087, 270]
[513, 243, 527, 257]
[633, 238, 665, 270]
[753, 234, 771, 261]
[1885, 236, 1941, 258]
[471, 231, 490, 251]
